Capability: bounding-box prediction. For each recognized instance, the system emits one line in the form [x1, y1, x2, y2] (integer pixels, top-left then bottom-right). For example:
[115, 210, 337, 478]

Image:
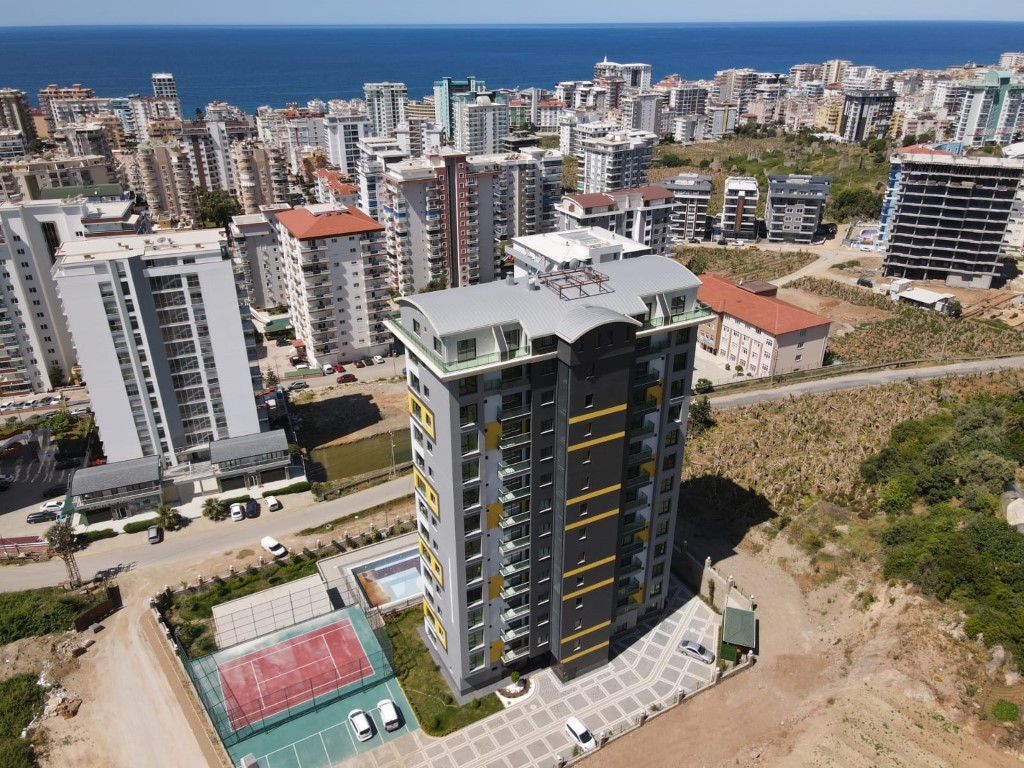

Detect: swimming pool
[352, 549, 422, 608]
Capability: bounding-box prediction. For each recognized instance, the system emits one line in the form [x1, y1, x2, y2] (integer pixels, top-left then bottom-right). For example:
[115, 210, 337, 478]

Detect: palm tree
[201, 498, 224, 521]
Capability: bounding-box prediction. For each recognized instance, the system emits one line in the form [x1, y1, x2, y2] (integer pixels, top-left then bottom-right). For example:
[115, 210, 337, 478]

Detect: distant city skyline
[6, 0, 1024, 26]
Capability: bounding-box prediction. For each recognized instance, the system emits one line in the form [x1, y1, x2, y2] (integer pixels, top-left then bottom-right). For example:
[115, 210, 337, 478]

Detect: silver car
[678, 639, 715, 664]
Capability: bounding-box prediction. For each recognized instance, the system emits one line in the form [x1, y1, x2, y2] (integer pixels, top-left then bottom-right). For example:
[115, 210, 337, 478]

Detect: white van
[377, 699, 400, 732]
[265, 495, 282, 511]
[322, 364, 335, 375]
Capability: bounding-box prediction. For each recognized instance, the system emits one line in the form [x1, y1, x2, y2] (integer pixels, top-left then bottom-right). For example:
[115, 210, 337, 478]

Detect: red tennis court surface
[218, 618, 373, 731]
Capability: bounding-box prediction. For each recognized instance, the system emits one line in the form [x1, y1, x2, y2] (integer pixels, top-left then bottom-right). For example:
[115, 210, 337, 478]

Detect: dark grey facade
[839, 89, 896, 143]
[764, 174, 831, 244]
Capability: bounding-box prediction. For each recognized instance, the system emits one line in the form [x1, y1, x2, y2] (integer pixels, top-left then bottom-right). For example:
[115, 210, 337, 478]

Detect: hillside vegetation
[651, 133, 891, 220]
[788, 277, 1024, 364]
[674, 246, 816, 282]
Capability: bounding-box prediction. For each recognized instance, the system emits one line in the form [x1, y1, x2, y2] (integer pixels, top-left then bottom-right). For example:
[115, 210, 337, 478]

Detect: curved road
[3, 355, 1023, 593]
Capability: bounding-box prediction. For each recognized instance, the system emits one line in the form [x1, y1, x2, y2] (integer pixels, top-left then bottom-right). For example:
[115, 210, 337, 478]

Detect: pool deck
[318, 532, 418, 608]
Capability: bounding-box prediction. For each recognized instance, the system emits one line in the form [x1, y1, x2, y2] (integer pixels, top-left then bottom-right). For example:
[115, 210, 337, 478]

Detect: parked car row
[1, 395, 64, 412]
[348, 700, 401, 742]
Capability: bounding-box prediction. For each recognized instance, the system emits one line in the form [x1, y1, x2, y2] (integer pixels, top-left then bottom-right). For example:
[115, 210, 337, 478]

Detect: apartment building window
[654, 542, 667, 557]
[652, 562, 665, 578]
[457, 338, 476, 362]
[672, 352, 688, 372]
[584, 393, 594, 408]
[460, 432, 478, 455]
[467, 630, 483, 649]
[662, 453, 676, 471]
[541, 389, 554, 405]
[433, 337, 442, 353]
[580, 476, 589, 491]
[459, 403, 477, 426]
[675, 328, 691, 345]
[669, 379, 686, 398]
[466, 585, 482, 605]
[466, 563, 481, 582]
[650, 582, 663, 597]
[664, 429, 679, 448]
[796, 354, 802, 362]
[462, 459, 479, 483]
[658, 499, 672, 516]
[462, 487, 480, 508]
[579, 502, 588, 516]
[668, 404, 682, 422]
[584, 421, 593, 437]
[574, 618, 583, 630]
[660, 477, 674, 493]
[541, 418, 554, 434]
[465, 539, 481, 559]
[458, 376, 478, 396]
[578, 526, 587, 541]
[464, 513, 481, 534]
[467, 608, 483, 628]
[540, 446, 553, 462]
[577, 550, 585, 564]
[575, 597, 584, 610]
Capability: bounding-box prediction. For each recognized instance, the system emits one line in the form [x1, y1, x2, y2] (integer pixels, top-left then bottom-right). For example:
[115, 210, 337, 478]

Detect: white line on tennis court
[250, 660, 267, 713]
[320, 633, 342, 679]
[257, 656, 336, 687]
[218, 619, 354, 673]
[291, 743, 301, 767]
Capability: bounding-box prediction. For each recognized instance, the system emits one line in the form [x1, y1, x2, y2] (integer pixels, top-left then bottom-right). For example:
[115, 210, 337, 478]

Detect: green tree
[686, 252, 709, 276]
[198, 189, 242, 229]
[694, 378, 714, 394]
[264, 369, 279, 389]
[689, 397, 715, 436]
[156, 504, 184, 531]
[201, 498, 226, 521]
[958, 450, 1017, 495]
[945, 299, 963, 319]
[827, 187, 883, 222]
[48, 363, 65, 387]
[46, 410, 74, 438]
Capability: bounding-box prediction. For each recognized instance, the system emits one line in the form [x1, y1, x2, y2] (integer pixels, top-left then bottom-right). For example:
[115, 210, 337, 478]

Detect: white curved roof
[556, 305, 640, 343]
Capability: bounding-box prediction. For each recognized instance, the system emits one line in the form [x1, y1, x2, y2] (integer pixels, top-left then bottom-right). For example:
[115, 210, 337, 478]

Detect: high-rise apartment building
[999, 52, 1024, 70]
[0, 89, 37, 146]
[764, 174, 831, 243]
[323, 111, 372, 176]
[453, 96, 510, 155]
[230, 141, 290, 214]
[721, 177, 759, 241]
[380, 149, 498, 293]
[821, 59, 853, 86]
[54, 230, 263, 465]
[0, 155, 117, 203]
[490, 147, 563, 242]
[621, 93, 664, 135]
[364, 82, 408, 138]
[37, 84, 96, 134]
[660, 173, 713, 243]
[394, 119, 445, 157]
[151, 73, 179, 108]
[273, 204, 391, 365]
[356, 136, 408, 219]
[952, 70, 1024, 148]
[839, 89, 896, 143]
[181, 114, 253, 192]
[579, 131, 657, 194]
[136, 141, 201, 224]
[714, 69, 759, 108]
[433, 76, 488, 140]
[229, 208, 290, 311]
[384, 251, 706, 693]
[556, 186, 675, 254]
[880, 148, 1024, 289]
[593, 59, 653, 92]
[0, 198, 149, 394]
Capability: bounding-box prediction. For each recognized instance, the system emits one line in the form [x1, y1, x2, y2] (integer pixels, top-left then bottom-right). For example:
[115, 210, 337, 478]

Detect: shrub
[0, 673, 45, 740]
[75, 528, 118, 546]
[992, 699, 1020, 722]
[0, 738, 35, 768]
[219, 495, 253, 508]
[123, 519, 157, 534]
[694, 378, 714, 394]
[263, 481, 311, 497]
[510, 670, 520, 684]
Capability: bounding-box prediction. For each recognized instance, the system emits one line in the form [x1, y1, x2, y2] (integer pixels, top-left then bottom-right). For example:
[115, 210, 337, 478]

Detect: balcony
[499, 533, 530, 554]
[620, 539, 644, 556]
[497, 458, 530, 477]
[624, 471, 651, 490]
[626, 448, 653, 466]
[485, 374, 529, 391]
[622, 493, 648, 511]
[501, 644, 530, 664]
[499, 403, 531, 421]
[499, 559, 530, 578]
[497, 431, 531, 450]
[500, 581, 530, 600]
[618, 557, 643, 576]
[632, 371, 660, 387]
[498, 485, 531, 504]
[632, 397, 658, 415]
[629, 420, 655, 439]
[621, 516, 647, 536]
[500, 624, 531, 643]
[501, 603, 531, 623]
[641, 301, 715, 330]
[617, 578, 641, 599]
[499, 509, 531, 529]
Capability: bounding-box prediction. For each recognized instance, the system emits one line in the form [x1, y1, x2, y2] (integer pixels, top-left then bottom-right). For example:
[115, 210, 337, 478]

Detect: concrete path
[340, 583, 719, 768]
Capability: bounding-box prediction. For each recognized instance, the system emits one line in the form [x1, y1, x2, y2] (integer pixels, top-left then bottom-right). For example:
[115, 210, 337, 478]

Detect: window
[577, 550, 585, 564]
[458, 376, 477, 396]
[584, 421, 593, 437]
[539, 472, 552, 487]
[468, 630, 484, 650]
[462, 459, 479, 483]
[662, 453, 676, 471]
[541, 418, 554, 434]
[672, 352, 688, 372]
[668, 404, 682, 422]
[580, 476, 589, 491]
[582, 449, 591, 465]
[675, 328, 691, 345]
[465, 539, 481, 559]
[460, 431, 478, 455]
[652, 562, 665, 578]
[433, 337, 442, 353]
[456, 338, 477, 362]
[574, 618, 583, 630]
[584, 393, 594, 408]
[466, 563, 482, 582]
[579, 502, 588, 516]
[654, 542, 667, 557]
[664, 429, 679, 448]
[540, 446, 553, 461]
[466, 585, 482, 605]
[467, 608, 483, 627]
[413, 319, 421, 334]
[795, 354, 802, 362]
[658, 499, 672, 516]
[660, 476, 674, 493]
[578, 526, 587, 540]
[575, 597, 584, 610]
[573, 639, 582, 651]
[541, 389, 554, 405]
[462, 487, 480, 508]
[464, 513, 480, 534]
[670, 379, 686, 398]
[649, 582, 663, 597]
[459, 403, 477, 426]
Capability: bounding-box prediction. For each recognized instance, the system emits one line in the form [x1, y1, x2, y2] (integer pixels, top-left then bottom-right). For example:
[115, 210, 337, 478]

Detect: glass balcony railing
[499, 534, 530, 554]
[641, 301, 714, 330]
[500, 581, 530, 600]
[499, 559, 530, 578]
[500, 624, 531, 643]
[501, 603, 531, 623]
[626, 448, 653, 466]
[620, 539, 644, 556]
[618, 557, 643, 576]
[499, 509, 531, 529]
[632, 371, 660, 387]
[498, 486, 530, 504]
[624, 471, 651, 489]
[497, 458, 530, 476]
[501, 644, 530, 663]
[629, 420, 655, 438]
[622, 493, 649, 511]
[621, 517, 647, 536]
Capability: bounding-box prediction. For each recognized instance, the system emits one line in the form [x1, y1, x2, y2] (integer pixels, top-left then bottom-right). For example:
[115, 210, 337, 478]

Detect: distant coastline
[1, 21, 1021, 113]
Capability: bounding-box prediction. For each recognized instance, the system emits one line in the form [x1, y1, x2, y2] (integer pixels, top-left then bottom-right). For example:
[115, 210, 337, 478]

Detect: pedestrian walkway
[339, 581, 719, 768]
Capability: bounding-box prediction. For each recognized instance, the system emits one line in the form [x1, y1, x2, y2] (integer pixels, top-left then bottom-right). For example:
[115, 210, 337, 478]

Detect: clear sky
[6, 0, 1024, 25]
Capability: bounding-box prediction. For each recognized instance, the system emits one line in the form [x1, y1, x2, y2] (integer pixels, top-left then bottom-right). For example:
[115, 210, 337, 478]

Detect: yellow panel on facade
[635, 524, 650, 543]
[484, 421, 500, 451]
[412, 466, 439, 517]
[423, 600, 447, 650]
[566, 484, 622, 507]
[641, 459, 656, 477]
[417, 535, 444, 587]
[648, 382, 664, 405]
[489, 639, 505, 664]
[568, 403, 627, 424]
[486, 502, 502, 529]
[407, 391, 435, 439]
[631, 583, 645, 604]
[488, 574, 504, 599]
[559, 639, 610, 665]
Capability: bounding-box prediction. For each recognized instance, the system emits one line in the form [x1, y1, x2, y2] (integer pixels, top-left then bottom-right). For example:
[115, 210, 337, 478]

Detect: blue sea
[1, 22, 1022, 113]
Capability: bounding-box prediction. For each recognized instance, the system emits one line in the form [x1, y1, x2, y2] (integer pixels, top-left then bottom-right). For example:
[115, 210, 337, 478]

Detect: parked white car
[348, 709, 374, 742]
[265, 495, 282, 511]
[377, 699, 400, 731]
[260, 536, 287, 558]
[40, 500, 64, 513]
[229, 503, 245, 522]
[565, 717, 596, 752]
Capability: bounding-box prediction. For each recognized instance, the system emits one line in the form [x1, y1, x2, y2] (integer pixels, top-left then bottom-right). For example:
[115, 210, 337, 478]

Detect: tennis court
[219, 618, 373, 732]
[183, 606, 416, 768]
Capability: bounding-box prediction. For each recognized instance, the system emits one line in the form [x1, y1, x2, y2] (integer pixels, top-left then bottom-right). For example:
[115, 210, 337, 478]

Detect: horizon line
[2, 19, 1021, 28]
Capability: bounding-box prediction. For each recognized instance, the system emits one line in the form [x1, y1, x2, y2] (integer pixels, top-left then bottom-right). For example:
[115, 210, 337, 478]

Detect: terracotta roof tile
[276, 206, 383, 240]
[609, 185, 674, 202]
[697, 274, 830, 336]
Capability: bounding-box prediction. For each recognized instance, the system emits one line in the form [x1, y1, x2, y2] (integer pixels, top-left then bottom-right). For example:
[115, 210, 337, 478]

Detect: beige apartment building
[697, 275, 830, 377]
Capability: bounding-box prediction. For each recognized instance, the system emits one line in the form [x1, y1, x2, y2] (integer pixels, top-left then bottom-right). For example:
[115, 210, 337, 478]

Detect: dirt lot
[290, 379, 408, 449]
[777, 285, 894, 336]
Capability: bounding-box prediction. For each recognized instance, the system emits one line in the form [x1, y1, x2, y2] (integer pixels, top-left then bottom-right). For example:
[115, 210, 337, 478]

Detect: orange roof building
[696, 274, 831, 377]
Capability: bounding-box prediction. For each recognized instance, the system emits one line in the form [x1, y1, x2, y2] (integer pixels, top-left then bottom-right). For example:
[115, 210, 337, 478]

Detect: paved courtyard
[339, 580, 719, 768]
